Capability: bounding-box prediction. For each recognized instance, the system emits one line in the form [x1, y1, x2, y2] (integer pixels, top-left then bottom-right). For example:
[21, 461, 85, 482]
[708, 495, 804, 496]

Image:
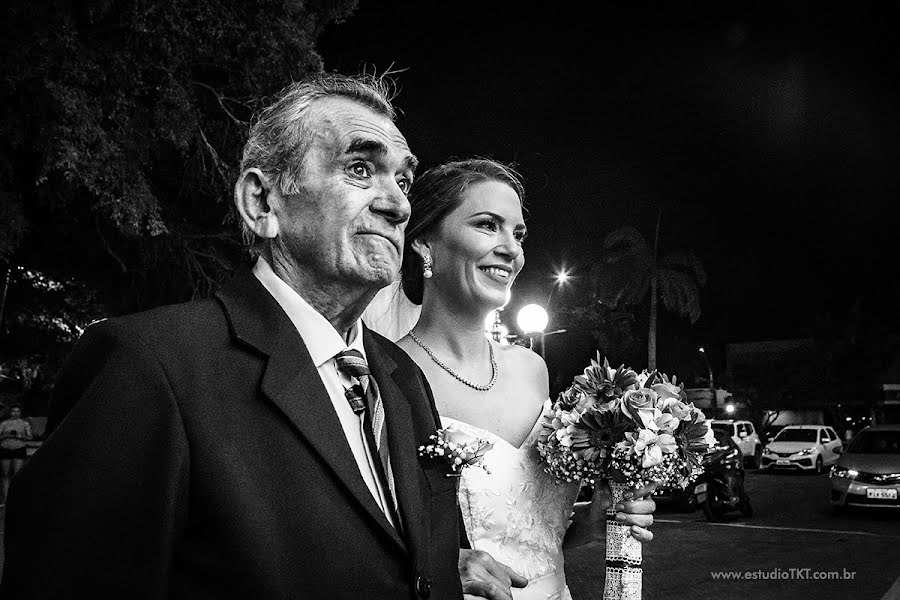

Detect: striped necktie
[334, 349, 401, 530]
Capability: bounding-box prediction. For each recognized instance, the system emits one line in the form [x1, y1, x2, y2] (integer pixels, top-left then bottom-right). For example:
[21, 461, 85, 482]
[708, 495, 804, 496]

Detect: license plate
[695, 483, 707, 493]
[776, 459, 790, 465]
[867, 488, 898, 500]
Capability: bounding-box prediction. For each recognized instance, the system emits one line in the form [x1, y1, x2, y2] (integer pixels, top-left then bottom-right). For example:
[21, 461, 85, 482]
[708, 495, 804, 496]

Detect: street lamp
[517, 304, 565, 357]
[485, 309, 510, 345]
[517, 303, 548, 353]
[517, 304, 548, 337]
[545, 268, 571, 312]
[699, 346, 716, 410]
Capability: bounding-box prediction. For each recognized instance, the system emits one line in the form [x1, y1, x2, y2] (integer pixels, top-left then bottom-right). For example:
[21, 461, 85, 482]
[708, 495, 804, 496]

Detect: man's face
[270, 96, 417, 291]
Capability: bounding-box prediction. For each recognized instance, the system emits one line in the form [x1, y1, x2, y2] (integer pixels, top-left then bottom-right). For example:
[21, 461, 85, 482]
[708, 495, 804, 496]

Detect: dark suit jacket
[1, 270, 463, 600]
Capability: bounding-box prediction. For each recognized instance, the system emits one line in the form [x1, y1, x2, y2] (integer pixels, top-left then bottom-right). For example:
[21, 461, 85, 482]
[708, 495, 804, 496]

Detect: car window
[712, 424, 730, 438]
[746, 423, 755, 435]
[847, 431, 900, 454]
[819, 430, 828, 443]
[711, 427, 731, 445]
[773, 428, 818, 442]
[827, 428, 838, 441]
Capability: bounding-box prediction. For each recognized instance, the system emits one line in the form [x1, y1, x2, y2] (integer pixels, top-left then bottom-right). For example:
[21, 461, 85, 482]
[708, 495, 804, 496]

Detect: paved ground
[565, 468, 900, 600]
[3, 468, 898, 598]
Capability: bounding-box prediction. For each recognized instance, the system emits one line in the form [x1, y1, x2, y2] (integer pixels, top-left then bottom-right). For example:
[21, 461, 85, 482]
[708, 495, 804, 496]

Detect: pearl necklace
[407, 330, 499, 391]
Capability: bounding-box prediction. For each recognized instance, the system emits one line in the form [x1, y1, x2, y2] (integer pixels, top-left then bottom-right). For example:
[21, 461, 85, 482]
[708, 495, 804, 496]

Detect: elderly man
[1, 74, 521, 599]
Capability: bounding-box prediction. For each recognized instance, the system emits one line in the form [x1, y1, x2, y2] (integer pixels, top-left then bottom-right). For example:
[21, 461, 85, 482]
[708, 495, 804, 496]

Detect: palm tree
[590, 212, 707, 370]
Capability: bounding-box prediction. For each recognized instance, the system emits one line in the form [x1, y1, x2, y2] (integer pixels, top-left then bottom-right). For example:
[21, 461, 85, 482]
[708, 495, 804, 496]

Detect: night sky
[318, 3, 900, 376]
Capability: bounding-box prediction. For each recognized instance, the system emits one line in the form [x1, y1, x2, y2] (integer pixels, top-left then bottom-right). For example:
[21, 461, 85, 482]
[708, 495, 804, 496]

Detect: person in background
[0, 405, 32, 504]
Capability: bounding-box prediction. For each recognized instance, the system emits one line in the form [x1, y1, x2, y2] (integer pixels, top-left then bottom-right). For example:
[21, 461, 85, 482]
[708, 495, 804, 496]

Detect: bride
[365, 159, 655, 600]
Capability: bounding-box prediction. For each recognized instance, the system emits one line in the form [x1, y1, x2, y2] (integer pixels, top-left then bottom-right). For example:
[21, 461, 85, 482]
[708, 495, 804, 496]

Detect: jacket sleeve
[1, 320, 190, 599]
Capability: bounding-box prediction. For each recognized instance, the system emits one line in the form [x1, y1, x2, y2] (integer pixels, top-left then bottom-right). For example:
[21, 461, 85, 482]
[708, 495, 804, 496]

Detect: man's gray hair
[238, 73, 397, 248]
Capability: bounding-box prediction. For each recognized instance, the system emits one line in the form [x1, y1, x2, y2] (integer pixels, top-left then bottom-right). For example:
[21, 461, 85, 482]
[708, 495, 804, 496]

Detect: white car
[710, 420, 762, 467]
[761, 425, 843, 474]
[830, 424, 900, 512]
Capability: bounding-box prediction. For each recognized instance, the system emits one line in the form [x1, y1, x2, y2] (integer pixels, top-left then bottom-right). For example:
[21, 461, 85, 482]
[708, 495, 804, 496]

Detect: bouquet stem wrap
[603, 481, 642, 600]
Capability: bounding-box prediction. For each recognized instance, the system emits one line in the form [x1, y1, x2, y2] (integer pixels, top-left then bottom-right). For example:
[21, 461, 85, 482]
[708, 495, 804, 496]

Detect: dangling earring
[422, 254, 433, 279]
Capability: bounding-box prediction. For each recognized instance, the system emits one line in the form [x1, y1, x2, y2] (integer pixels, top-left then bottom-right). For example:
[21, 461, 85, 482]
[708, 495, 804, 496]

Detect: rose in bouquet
[537, 354, 714, 600]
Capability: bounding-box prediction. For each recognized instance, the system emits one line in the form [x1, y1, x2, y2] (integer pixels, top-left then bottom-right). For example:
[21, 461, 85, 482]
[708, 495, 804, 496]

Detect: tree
[590, 212, 707, 370]
[0, 0, 360, 413]
[0, 265, 106, 415]
[557, 297, 642, 368]
[0, 0, 359, 315]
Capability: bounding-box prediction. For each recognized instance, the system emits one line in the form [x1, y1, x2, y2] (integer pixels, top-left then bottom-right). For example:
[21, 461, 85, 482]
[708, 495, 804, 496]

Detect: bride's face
[424, 180, 526, 312]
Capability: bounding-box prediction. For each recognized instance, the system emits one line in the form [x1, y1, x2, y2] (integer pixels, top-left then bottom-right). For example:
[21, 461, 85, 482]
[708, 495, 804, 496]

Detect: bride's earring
[422, 254, 433, 279]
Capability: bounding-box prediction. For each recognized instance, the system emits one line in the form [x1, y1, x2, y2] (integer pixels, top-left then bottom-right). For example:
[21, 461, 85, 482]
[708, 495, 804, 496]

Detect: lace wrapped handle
[603, 481, 642, 600]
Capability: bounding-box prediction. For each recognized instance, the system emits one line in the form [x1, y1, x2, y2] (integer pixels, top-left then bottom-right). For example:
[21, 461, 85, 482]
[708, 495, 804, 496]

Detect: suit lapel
[217, 271, 406, 551]
[364, 330, 430, 563]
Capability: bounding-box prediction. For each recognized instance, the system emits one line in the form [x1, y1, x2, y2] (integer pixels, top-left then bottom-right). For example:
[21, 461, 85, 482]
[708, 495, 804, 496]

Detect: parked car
[760, 424, 842, 474]
[710, 419, 762, 467]
[830, 424, 900, 512]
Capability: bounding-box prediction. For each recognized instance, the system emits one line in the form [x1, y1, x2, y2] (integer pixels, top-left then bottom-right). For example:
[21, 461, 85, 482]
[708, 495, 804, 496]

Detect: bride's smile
[415, 179, 526, 313]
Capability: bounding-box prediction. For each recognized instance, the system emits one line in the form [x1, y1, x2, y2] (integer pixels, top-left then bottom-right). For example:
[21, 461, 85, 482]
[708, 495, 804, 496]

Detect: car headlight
[763, 447, 775, 456]
[795, 448, 815, 456]
[830, 467, 858, 480]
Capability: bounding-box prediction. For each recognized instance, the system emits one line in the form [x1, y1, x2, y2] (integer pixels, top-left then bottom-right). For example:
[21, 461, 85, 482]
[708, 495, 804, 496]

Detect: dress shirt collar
[252, 257, 366, 367]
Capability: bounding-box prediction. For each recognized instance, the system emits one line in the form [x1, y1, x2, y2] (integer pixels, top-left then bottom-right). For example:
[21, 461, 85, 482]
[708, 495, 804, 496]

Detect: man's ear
[234, 168, 279, 239]
[410, 237, 431, 259]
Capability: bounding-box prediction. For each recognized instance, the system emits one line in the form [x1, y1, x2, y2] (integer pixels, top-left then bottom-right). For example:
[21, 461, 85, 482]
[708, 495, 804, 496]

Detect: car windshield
[773, 428, 818, 442]
[848, 431, 900, 454]
[711, 424, 730, 438]
[712, 427, 731, 444]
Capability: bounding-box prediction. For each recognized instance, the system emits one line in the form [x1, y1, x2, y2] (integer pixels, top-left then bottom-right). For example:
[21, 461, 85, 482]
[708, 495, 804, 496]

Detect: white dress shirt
[253, 258, 397, 526]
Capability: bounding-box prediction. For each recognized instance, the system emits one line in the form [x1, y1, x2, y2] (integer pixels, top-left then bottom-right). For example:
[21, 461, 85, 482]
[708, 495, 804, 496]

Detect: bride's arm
[562, 481, 656, 549]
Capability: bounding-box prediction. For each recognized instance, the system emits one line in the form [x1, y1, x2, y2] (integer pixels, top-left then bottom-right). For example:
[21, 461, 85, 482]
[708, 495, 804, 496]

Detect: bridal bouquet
[537, 354, 714, 600]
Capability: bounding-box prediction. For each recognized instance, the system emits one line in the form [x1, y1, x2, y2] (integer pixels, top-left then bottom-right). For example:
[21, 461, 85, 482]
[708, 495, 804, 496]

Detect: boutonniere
[418, 424, 493, 476]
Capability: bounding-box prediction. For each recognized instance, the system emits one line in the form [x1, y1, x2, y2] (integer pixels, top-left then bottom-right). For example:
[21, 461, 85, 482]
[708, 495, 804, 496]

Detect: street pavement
[565, 468, 900, 600]
[2, 469, 898, 597]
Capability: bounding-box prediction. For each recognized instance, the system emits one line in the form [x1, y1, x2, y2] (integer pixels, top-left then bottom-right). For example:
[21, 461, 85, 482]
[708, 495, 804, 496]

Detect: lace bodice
[443, 401, 581, 600]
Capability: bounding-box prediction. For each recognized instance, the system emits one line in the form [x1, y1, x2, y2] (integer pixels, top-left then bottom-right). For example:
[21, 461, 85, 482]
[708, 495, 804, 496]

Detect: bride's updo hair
[401, 158, 525, 305]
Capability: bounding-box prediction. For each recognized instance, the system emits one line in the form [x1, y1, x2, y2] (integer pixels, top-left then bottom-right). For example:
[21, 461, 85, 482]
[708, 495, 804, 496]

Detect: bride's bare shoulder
[497, 342, 548, 381]
[498, 342, 545, 365]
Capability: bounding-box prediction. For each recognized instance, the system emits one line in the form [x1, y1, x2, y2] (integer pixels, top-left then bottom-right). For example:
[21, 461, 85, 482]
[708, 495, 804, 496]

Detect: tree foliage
[0, 0, 359, 408]
[590, 223, 707, 369]
[0, 0, 359, 313]
[557, 298, 642, 368]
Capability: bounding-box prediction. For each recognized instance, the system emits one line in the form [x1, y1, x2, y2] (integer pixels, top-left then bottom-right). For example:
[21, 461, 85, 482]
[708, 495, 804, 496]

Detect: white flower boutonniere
[418, 424, 493, 476]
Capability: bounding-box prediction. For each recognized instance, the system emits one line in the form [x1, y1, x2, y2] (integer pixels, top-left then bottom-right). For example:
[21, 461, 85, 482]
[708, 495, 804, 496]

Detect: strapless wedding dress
[443, 400, 581, 600]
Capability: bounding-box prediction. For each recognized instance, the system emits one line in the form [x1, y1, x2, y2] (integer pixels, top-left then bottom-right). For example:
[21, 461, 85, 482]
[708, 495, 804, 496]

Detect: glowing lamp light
[724, 403, 735, 414]
[555, 270, 570, 285]
[517, 304, 548, 334]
